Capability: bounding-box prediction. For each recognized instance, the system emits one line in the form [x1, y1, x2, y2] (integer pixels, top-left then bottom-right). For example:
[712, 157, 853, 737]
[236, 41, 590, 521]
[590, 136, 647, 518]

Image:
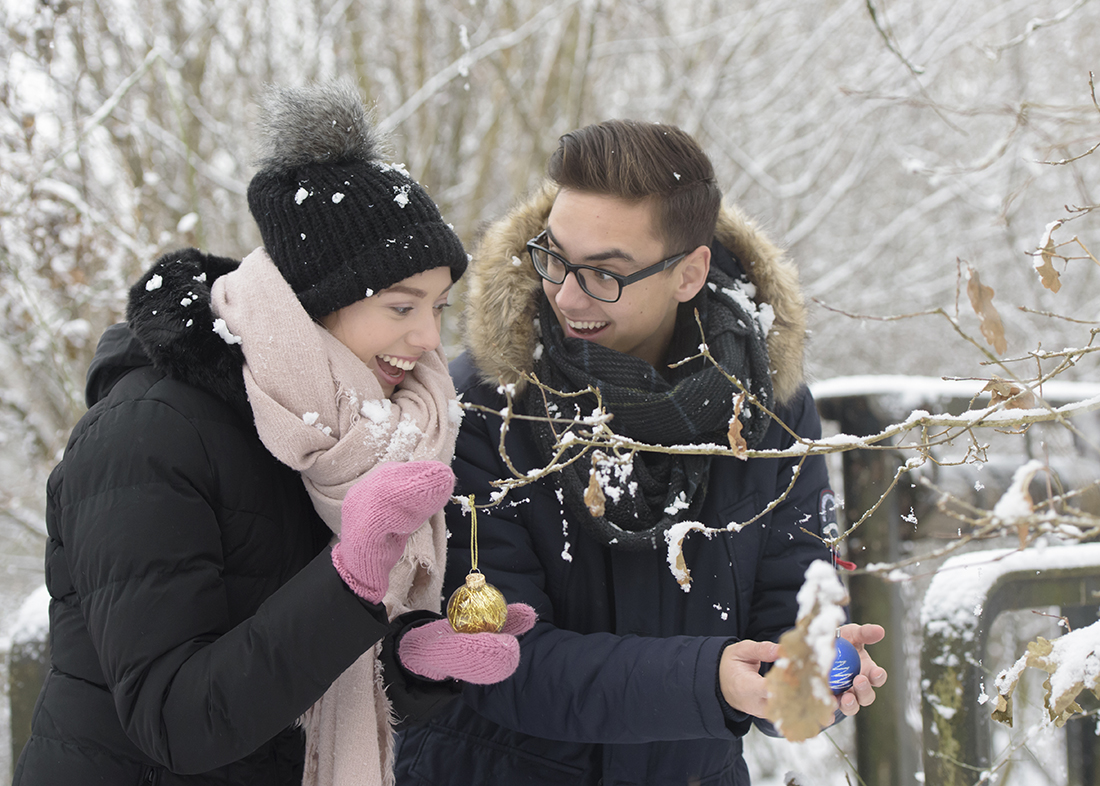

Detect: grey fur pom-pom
[253, 81, 380, 172]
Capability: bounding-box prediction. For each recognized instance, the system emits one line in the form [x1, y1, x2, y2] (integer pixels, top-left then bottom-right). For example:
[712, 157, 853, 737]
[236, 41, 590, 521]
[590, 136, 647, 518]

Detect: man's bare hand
[836, 623, 888, 716]
[718, 639, 779, 716]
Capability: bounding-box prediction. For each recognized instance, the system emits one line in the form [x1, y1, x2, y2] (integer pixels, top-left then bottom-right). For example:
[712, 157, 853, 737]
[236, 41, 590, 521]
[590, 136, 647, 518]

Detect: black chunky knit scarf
[524, 265, 773, 550]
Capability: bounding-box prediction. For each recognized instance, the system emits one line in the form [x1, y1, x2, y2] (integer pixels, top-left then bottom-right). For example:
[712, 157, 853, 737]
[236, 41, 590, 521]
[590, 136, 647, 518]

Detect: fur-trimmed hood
[461, 182, 808, 405]
[119, 247, 249, 413]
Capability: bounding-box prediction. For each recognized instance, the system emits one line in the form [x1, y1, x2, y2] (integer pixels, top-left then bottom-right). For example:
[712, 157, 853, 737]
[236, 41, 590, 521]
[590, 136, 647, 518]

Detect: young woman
[13, 81, 532, 786]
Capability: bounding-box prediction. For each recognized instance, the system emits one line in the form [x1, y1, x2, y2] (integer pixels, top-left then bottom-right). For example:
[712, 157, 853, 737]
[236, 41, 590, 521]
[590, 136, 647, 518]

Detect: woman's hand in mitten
[398, 603, 537, 684]
[331, 461, 455, 603]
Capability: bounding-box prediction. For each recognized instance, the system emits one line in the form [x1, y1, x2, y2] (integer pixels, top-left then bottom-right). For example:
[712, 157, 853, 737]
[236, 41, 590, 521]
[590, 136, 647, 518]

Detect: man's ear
[674, 245, 711, 303]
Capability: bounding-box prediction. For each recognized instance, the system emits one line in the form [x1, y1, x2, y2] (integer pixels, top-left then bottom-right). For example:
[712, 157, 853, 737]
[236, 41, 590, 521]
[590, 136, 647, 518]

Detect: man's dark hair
[547, 119, 722, 255]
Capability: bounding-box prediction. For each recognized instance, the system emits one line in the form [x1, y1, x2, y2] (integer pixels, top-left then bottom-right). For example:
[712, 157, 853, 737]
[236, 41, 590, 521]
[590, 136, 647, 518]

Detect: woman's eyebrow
[382, 284, 427, 297]
[382, 282, 454, 298]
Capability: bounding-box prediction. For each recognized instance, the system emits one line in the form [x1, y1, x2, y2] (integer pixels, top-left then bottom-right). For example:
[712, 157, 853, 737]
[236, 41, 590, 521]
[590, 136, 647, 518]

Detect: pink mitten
[332, 461, 455, 603]
[398, 603, 537, 684]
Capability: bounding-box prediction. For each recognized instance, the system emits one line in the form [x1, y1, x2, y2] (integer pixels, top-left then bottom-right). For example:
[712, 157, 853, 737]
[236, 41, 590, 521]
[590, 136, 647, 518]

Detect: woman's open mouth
[375, 354, 417, 385]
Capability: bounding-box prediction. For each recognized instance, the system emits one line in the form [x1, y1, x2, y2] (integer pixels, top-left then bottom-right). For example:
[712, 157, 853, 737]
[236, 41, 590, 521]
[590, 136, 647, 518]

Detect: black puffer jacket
[14, 249, 446, 786]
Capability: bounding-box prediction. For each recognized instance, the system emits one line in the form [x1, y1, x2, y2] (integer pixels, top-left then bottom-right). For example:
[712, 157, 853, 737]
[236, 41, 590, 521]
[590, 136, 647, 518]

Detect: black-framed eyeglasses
[525, 231, 688, 303]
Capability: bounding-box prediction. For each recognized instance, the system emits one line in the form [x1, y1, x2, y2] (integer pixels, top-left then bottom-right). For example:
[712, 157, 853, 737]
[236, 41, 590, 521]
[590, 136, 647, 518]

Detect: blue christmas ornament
[829, 637, 860, 694]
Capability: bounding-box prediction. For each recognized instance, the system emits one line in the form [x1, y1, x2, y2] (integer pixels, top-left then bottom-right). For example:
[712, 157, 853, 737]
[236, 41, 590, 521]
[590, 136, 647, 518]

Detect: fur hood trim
[461, 183, 808, 405]
[125, 248, 250, 413]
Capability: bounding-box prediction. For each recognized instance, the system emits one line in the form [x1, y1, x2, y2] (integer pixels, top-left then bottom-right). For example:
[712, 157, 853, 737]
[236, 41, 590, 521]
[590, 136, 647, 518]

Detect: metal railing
[920, 546, 1100, 785]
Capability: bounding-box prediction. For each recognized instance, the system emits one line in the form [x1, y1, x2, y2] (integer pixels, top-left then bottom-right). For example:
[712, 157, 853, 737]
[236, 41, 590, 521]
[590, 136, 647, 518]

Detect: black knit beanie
[247, 81, 468, 320]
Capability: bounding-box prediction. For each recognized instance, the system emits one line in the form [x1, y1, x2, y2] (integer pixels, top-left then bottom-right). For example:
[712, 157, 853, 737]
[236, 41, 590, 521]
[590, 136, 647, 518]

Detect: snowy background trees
[2, 0, 1098, 782]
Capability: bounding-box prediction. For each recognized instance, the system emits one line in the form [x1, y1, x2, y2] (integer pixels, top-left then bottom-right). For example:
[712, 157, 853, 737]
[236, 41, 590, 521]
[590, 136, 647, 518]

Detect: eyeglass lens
[531, 247, 620, 301]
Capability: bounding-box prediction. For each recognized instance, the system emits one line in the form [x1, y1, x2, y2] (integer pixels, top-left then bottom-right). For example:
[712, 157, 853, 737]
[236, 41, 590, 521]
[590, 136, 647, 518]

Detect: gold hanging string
[468, 494, 479, 573]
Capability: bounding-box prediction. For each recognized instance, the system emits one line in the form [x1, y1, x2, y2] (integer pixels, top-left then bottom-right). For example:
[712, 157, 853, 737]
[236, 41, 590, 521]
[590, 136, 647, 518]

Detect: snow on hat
[246, 81, 467, 320]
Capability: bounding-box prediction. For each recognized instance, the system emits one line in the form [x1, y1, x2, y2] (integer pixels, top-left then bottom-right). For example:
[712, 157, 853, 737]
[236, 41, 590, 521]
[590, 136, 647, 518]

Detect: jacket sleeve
[59, 395, 392, 774]
[381, 611, 464, 729]
[466, 625, 734, 744]
[441, 395, 736, 744]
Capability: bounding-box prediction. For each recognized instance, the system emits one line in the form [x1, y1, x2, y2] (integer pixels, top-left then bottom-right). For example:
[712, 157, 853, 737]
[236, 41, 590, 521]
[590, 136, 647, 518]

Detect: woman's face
[321, 267, 453, 398]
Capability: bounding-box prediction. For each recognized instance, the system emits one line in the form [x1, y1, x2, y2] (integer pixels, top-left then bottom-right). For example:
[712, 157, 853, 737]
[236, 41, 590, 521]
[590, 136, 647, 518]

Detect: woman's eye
[391, 306, 413, 316]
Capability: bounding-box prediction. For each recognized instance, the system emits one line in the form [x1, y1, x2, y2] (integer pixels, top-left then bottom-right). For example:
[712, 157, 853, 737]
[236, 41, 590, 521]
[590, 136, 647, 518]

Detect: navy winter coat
[396, 359, 834, 786]
[394, 187, 837, 786]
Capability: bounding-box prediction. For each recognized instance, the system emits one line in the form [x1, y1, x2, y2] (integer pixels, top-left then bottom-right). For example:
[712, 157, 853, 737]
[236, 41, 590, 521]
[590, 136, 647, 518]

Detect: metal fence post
[817, 394, 919, 786]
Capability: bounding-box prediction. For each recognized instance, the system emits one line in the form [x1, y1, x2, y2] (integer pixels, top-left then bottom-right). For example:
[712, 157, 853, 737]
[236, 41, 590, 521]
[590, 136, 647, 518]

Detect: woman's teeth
[379, 354, 416, 371]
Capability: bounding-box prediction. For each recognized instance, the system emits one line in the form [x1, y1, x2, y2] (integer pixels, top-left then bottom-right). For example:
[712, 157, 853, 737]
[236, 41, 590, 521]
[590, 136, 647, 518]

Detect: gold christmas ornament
[446, 496, 508, 634]
[447, 571, 508, 633]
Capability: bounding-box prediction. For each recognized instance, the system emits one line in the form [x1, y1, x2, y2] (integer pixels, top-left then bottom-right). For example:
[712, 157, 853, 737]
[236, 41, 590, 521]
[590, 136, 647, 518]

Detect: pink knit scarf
[211, 247, 460, 786]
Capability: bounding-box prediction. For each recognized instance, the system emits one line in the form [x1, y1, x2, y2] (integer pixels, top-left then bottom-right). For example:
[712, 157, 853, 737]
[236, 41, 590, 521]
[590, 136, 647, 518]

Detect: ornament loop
[469, 494, 479, 572]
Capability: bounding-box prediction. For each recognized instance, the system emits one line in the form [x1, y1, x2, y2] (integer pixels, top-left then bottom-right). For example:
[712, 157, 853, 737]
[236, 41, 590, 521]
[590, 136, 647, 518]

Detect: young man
[394, 120, 886, 785]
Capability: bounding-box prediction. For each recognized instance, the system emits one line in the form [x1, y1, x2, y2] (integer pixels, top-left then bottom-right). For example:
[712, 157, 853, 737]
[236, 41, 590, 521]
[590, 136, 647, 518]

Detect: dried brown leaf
[1036, 251, 1063, 293]
[584, 468, 605, 517]
[966, 266, 1007, 355]
[1025, 637, 1089, 726]
[982, 376, 1036, 410]
[669, 531, 693, 589]
[764, 623, 838, 742]
[994, 633, 1099, 728]
[665, 523, 711, 590]
[991, 690, 1013, 725]
[764, 570, 849, 743]
[727, 393, 748, 459]
[1036, 220, 1064, 293]
[992, 456, 1037, 546]
[673, 548, 690, 588]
